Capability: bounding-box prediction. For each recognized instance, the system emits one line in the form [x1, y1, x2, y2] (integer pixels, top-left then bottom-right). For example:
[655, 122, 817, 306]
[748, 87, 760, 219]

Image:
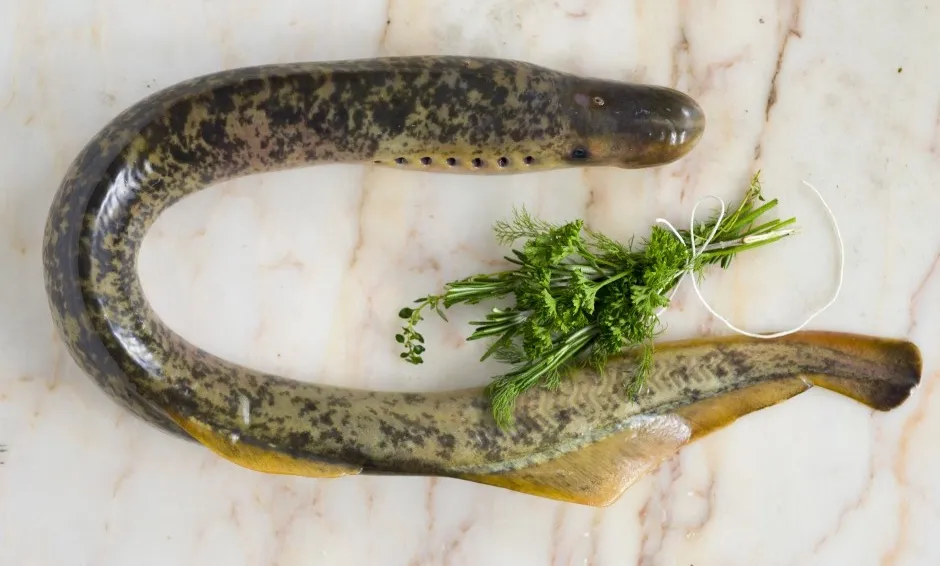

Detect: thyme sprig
[396, 173, 796, 428]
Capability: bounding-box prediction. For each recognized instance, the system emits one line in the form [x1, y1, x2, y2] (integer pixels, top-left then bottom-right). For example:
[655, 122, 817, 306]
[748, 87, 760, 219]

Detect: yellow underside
[167, 412, 362, 478]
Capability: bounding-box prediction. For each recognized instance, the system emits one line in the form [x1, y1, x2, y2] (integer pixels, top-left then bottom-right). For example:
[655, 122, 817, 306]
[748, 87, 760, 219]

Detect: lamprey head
[564, 79, 706, 168]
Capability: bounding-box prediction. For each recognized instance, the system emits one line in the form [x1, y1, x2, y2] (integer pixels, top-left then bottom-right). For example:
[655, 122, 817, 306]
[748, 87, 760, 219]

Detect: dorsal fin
[457, 378, 813, 506]
[674, 377, 811, 440]
[457, 414, 693, 507]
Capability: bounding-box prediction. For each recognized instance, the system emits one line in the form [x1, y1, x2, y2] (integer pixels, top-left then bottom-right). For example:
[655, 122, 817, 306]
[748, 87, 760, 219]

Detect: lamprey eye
[570, 147, 589, 160]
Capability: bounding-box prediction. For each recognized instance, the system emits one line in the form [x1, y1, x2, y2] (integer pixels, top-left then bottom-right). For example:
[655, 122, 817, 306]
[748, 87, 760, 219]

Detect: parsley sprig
[396, 173, 796, 427]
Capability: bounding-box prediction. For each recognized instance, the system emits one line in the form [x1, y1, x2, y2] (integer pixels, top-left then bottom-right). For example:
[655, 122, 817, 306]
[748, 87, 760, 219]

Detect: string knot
[653, 180, 844, 339]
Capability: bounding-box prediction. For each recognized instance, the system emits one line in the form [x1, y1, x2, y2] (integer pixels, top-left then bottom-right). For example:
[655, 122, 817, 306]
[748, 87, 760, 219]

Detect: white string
[653, 180, 844, 339]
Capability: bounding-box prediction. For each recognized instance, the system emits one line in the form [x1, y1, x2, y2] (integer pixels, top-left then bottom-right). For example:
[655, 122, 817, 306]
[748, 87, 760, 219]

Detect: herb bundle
[395, 173, 797, 427]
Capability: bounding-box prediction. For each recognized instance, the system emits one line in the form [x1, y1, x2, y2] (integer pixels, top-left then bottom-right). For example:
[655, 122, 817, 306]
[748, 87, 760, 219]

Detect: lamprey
[42, 56, 919, 506]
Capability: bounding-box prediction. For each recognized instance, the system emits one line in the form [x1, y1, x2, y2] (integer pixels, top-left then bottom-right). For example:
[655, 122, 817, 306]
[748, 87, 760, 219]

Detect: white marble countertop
[2, 0, 939, 564]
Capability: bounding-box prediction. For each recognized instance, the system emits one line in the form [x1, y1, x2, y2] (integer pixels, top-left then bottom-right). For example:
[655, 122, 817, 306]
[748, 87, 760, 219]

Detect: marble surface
[2, 0, 939, 564]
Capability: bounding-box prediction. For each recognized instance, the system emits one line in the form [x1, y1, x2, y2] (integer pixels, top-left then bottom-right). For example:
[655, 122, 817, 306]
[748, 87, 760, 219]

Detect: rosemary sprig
[396, 172, 796, 428]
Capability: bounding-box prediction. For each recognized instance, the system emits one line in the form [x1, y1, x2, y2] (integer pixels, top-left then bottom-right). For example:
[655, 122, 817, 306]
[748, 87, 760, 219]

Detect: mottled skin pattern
[41, 56, 920, 502]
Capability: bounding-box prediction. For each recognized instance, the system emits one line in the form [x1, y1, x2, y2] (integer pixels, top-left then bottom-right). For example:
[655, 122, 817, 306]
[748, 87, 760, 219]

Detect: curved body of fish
[42, 56, 920, 506]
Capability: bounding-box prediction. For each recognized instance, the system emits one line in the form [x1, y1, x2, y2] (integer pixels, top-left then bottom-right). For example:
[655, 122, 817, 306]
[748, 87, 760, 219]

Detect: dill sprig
[395, 172, 797, 428]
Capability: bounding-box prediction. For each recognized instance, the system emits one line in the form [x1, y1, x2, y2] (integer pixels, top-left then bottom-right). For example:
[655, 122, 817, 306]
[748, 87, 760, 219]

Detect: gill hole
[385, 155, 535, 167]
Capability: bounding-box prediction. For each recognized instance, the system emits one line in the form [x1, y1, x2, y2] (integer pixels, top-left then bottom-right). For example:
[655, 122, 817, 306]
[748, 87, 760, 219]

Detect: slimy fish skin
[43, 56, 918, 506]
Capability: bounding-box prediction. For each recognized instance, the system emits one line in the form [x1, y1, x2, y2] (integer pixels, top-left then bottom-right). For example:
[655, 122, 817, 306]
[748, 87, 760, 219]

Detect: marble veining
[2, 0, 939, 564]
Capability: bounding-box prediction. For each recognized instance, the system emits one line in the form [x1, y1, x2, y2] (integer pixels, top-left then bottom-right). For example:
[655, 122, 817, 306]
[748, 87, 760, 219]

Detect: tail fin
[776, 331, 922, 411]
[672, 331, 922, 444]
